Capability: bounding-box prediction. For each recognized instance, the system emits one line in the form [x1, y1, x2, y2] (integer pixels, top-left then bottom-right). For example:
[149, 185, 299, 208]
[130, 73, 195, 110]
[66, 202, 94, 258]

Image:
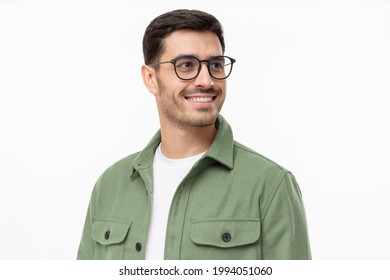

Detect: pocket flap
[92, 220, 131, 245]
[191, 219, 260, 248]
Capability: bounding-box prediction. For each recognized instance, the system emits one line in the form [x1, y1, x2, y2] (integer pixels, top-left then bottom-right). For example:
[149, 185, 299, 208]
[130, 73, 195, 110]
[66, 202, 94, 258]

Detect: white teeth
[187, 97, 213, 103]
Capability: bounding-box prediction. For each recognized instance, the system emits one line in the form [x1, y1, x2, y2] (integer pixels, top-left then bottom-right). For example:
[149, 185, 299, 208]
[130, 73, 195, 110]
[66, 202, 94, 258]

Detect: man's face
[153, 30, 226, 128]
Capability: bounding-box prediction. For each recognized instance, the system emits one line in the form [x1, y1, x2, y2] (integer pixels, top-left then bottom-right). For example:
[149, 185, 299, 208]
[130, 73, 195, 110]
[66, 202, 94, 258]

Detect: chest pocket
[92, 220, 131, 259]
[190, 218, 260, 259]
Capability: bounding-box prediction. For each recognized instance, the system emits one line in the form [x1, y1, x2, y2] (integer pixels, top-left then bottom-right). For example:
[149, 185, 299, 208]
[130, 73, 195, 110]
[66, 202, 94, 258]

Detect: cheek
[160, 73, 186, 90]
[170, 83, 191, 97]
[217, 82, 227, 95]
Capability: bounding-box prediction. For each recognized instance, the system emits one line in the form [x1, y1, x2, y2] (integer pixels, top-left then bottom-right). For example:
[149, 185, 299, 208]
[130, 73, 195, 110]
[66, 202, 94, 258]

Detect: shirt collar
[129, 114, 234, 179]
[204, 115, 234, 169]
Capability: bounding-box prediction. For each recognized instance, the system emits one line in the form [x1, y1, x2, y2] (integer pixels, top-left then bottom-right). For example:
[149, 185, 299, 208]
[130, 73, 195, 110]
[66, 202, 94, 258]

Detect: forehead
[161, 30, 223, 59]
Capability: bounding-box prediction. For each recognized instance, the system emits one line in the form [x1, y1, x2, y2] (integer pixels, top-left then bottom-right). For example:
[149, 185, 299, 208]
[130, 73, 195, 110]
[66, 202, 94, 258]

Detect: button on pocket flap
[92, 220, 131, 245]
[191, 219, 260, 248]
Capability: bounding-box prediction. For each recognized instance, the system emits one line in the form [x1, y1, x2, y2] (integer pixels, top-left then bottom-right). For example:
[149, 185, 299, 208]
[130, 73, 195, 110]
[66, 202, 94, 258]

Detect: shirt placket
[163, 172, 196, 259]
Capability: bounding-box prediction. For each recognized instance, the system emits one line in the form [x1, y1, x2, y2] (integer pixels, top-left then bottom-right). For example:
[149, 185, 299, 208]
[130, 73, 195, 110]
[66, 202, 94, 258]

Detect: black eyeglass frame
[150, 55, 236, 80]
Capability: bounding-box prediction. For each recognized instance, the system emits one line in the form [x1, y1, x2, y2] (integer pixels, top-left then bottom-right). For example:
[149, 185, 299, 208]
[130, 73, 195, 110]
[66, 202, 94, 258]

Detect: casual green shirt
[77, 115, 311, 260]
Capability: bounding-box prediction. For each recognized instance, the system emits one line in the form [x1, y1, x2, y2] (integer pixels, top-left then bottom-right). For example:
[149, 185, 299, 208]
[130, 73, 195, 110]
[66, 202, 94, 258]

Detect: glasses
[151, 55, 236, 80]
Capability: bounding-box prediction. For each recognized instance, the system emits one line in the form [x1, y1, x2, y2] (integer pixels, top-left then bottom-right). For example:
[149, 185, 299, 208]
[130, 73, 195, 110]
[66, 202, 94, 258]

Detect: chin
[164, 108, 219, 129]
[185, 112, 218, 127]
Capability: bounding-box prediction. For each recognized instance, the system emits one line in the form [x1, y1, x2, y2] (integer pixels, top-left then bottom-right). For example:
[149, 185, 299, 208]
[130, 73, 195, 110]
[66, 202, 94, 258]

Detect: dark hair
[143, 9, 225, 65]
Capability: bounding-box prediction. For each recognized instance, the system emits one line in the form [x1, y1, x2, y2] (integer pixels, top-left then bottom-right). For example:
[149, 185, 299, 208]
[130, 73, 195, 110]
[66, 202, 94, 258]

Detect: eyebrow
[170, 54, 197, 61]
[170, 54, 223, 61]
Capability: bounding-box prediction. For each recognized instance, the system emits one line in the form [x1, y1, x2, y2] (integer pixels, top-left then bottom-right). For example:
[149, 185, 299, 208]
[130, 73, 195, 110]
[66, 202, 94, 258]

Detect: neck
[159, 121, 217, 159]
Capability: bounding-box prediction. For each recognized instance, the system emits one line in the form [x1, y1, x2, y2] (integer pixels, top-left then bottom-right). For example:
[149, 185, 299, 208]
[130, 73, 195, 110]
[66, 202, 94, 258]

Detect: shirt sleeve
[77, 184, 97, 260]
[261, 172, 311, 259]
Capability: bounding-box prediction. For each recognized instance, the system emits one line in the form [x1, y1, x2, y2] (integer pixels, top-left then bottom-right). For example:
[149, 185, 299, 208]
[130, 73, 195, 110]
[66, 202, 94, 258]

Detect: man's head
[142, 10, 234, 129]
[142, 9, 225, 65]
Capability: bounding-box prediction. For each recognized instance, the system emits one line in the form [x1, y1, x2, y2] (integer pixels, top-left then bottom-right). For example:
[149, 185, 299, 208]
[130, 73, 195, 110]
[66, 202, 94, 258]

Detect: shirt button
[135, 242, 142, 252]
[104, 231, 110, 240]
[222, 232, 231, 242]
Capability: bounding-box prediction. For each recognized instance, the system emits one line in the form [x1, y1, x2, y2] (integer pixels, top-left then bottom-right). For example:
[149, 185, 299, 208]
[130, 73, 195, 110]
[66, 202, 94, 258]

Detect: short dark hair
[143, 9, 225, 65]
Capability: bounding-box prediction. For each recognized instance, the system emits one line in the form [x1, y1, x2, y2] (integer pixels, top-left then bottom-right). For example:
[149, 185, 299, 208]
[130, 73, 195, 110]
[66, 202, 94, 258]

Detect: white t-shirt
[145, 144, 206, 260]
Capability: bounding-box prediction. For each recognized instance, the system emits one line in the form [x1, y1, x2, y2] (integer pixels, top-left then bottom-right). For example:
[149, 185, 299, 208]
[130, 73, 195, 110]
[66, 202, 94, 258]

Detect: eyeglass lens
[174, 56, 233, 80]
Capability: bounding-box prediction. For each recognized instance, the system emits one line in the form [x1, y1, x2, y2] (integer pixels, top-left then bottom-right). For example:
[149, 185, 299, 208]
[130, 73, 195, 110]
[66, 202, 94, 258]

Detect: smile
[187, 96, 213, 103]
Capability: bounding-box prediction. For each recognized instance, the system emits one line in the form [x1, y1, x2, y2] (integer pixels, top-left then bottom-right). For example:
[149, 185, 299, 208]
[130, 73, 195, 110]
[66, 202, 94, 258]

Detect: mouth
[185, 96, 216, 103]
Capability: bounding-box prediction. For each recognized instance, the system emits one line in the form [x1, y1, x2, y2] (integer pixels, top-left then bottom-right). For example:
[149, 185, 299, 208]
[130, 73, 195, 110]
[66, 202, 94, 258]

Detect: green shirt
[77, 115, 311, 260]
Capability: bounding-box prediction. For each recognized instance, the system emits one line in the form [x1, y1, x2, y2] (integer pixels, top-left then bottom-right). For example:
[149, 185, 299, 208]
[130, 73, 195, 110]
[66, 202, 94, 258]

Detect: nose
[193, 63, 214, 88]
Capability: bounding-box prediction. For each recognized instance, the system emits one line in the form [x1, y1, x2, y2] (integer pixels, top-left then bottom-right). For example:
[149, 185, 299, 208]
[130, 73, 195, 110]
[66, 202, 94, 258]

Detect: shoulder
[232, 141, 298, 210]
[96, 152, 141, 185]
[88, 152, 142, 207]
[232, 140, 291, 187]
[233, 141, 289, 172]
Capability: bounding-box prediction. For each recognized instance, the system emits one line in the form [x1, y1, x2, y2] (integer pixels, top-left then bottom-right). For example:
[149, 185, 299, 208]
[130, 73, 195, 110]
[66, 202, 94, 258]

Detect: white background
[0, 0, 389, 259]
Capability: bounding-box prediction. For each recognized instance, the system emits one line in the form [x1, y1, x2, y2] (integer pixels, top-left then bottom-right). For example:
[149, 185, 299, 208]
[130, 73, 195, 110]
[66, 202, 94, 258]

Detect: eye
[210, 60, 224, 71]
[175, 58, 198, 72]
[177, 61, 194, 68]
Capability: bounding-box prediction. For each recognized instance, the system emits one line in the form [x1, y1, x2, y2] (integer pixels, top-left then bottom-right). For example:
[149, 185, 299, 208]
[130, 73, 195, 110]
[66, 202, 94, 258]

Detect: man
[77, 9, 311, 260]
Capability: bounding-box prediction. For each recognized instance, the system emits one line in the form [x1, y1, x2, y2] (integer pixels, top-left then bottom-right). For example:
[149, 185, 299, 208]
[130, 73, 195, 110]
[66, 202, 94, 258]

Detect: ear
[141, 65, 158, 96]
